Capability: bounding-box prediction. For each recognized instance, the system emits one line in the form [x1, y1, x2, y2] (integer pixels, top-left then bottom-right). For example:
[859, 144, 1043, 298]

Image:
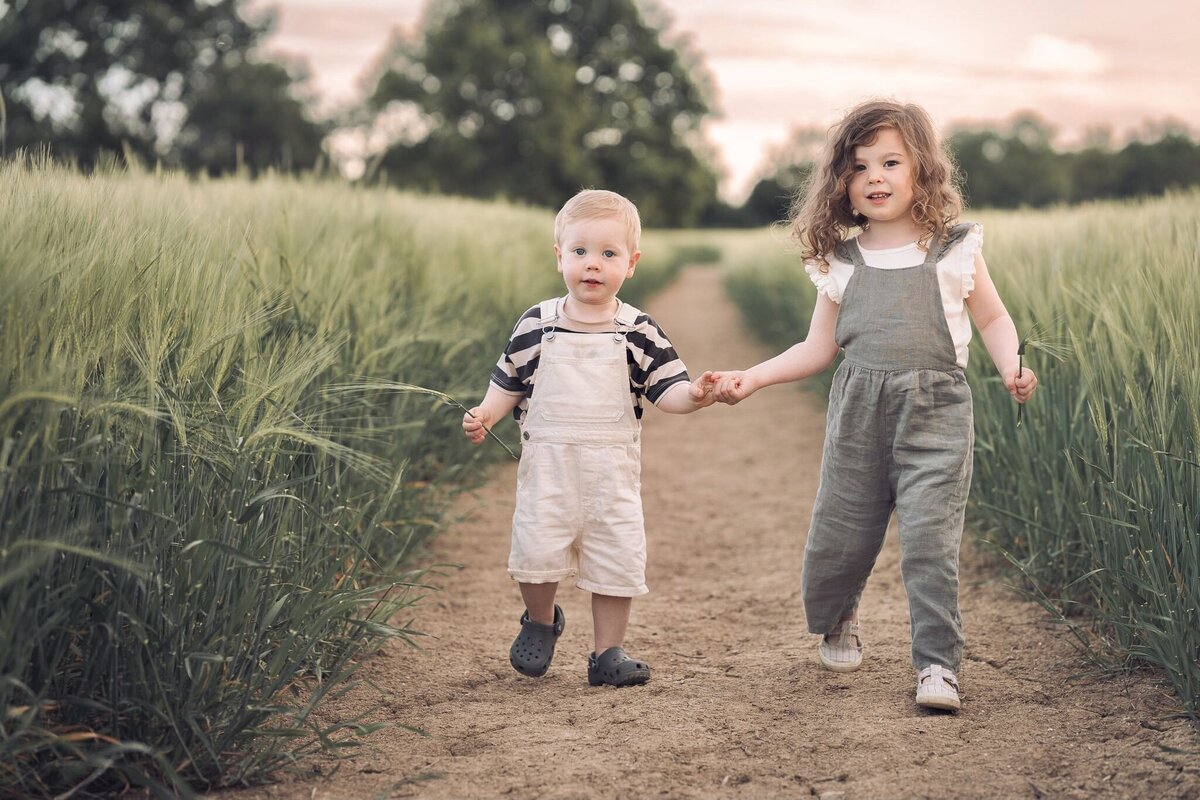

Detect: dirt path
[229, 267, 1199, 800]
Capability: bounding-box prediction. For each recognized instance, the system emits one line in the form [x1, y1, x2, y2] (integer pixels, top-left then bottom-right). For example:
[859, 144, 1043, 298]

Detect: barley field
[721, 192, 1200, 719]
[0, 161, 694, 796]
[3, 162, 1196, 797]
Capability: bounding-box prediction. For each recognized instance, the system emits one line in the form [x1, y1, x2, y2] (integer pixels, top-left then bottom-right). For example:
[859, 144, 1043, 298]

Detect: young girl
[712, 99, 1038, 711]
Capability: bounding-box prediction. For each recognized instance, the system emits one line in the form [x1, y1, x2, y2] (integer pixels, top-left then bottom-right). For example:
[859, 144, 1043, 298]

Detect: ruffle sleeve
[804, 259, 842, 303]
[959, 222, 983, 299]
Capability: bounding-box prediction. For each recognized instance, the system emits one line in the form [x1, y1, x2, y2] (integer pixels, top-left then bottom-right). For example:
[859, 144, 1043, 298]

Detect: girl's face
[848, 127, 917, 231]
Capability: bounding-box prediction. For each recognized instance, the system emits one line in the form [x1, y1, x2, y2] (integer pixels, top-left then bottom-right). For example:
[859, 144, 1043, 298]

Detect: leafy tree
[733, 125, 826, 227]
[1110, 134, 1200, 199]
[0, 0, 324, 172]
[732, 167, 800, 228]
[948, 114, 1069, 209]
[366, 0, 719, 227]
[733, 114, 1200, 221]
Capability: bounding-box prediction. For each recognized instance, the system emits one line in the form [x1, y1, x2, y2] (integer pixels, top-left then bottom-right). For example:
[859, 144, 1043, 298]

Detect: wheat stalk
[326, 380, 519, 460]
[1016, 321, 1070, 427]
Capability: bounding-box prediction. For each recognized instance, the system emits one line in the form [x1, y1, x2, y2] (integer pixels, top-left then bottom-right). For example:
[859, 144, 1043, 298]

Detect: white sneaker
[818, 619, 863, 672]
[916, 665, 961, 711]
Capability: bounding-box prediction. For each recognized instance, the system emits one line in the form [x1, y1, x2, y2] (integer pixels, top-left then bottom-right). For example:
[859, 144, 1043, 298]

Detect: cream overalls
[508, 299, 648, 597]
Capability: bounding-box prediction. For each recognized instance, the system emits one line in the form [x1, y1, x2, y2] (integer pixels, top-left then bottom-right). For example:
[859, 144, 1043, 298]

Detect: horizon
[257, 0, 1198, 202]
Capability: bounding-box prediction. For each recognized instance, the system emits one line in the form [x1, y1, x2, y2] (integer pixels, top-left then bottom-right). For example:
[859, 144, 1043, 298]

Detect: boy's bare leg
[519, 582, 559, 624]
[592, 593, 632, 652]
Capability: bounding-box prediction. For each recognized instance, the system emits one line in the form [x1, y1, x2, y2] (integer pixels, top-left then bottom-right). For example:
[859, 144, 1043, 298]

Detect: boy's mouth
[583, 278, 602, 285]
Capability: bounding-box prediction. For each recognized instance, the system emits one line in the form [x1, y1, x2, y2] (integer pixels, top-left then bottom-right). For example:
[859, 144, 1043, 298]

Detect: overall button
[523, 431, 530, 441]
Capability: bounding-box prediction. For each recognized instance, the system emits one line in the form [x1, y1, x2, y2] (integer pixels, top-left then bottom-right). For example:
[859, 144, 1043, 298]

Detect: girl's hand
[1006, 367, 1038, 403]
[712, 371, 753, 405]
[462, 406, 493, 444]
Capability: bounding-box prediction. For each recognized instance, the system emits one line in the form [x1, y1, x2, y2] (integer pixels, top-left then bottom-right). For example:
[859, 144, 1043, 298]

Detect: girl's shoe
[587, 646, 651, 687]
[818, 619, 863, 672]
[916, 664, 961, 711]
[509, 605, 565, 677]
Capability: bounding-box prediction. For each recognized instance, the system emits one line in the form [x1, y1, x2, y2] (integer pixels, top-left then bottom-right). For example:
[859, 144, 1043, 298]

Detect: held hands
[462, 406, 494, 444]
[1005, 367, 1038, 403]
[709, 370, 754, 406]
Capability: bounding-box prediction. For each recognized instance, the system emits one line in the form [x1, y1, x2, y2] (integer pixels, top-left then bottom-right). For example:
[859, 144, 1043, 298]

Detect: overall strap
[833, 239, 867, 269]
[929, 222, 975, 263]
[537, 298, 561, 342]
[612, 300, 642, 343]
[613, 301, 642, 329]
[537, 298, 561, 326]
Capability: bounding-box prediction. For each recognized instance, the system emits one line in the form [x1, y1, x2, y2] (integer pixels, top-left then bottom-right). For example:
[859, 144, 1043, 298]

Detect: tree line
[730, 114, 1200, 228]
[4, 0, 1198, 228]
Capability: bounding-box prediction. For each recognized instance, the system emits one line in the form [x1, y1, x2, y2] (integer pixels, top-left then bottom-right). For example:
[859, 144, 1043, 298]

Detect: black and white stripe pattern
[490, 300, 690, 421]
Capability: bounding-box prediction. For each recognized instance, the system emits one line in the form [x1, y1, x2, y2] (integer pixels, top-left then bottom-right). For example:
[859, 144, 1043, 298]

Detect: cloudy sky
[255, 0, 1199, 201]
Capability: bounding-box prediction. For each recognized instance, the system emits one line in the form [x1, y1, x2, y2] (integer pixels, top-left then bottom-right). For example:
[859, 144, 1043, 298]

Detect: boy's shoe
[916, 664, 961, 711]
[818, 619, 863, 672]
[587, 646, 651, 687]
[509, 605, 565, 677]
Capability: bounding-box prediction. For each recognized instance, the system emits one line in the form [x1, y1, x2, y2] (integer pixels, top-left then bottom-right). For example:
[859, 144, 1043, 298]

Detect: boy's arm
[654, 372, 718, 414]
[964, 252, 1038, 403]
[714, 293, 841, 405]
[463, 385, 523, 444]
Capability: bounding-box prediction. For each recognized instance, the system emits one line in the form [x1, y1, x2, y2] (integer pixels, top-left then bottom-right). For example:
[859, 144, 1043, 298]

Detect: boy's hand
[1006, 367, 1038, 403]
[689, 371, 719, 408]
[462, 406, 493, 444]
[712, 370, 753, 405]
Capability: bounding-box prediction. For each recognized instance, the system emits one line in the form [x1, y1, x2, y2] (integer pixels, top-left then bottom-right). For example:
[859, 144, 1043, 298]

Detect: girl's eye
[853, 164, 866, 171]
[603, 250, 617, 258]
[885, 159, 900, 167]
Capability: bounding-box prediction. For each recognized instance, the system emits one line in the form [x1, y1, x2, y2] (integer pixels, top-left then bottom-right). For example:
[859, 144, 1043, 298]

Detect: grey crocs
[509, 605, 565, 677]
[587, 646, 651, 687]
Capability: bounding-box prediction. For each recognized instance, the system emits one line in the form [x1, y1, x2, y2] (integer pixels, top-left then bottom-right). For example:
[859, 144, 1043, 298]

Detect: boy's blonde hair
[555, 189, 641, 251]
[791, 99, 962, 270]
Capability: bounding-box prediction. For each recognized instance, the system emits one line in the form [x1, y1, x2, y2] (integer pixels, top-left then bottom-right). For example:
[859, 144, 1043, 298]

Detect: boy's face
[554, 215, 640, 314]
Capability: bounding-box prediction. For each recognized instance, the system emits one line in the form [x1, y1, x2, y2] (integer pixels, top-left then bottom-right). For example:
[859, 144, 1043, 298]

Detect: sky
[255, 0, 1200, 202]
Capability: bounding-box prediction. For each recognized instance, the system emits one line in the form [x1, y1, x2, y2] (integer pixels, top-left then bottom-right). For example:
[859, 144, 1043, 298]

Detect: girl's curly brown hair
[790, 99, 962, 271]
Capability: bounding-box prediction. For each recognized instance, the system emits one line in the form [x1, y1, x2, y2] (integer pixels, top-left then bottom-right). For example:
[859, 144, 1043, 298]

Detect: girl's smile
[849, 127, 919, 244]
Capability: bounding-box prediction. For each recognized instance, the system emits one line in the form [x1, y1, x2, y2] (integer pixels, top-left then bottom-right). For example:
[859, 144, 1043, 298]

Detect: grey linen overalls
[508, 299, 648, 597]
[802, 224, 974, 671]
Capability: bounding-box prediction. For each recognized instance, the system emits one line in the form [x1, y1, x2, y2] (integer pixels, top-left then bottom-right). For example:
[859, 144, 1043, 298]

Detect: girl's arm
[965, 252, 1038, 403]
[713, 293, 841, 405]
[462, 385, 523, 443]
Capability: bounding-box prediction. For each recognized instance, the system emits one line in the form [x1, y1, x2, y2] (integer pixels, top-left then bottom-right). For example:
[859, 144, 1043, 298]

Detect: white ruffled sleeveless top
[805, 222, 983, 367]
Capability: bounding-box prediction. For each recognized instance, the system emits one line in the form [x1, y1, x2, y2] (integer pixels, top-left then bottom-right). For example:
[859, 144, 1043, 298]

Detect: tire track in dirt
[227, 266, 1199, 800]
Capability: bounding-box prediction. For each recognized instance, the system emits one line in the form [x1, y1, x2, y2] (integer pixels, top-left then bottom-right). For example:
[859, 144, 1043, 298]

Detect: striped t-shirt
[490, 297, 691, 422]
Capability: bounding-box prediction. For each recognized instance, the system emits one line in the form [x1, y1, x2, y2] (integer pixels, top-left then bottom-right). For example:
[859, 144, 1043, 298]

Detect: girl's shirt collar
[856, 238, 921, 255]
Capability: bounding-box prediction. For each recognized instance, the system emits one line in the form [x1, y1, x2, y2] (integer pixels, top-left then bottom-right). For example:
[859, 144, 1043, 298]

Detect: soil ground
[221, 267, 1199, 800]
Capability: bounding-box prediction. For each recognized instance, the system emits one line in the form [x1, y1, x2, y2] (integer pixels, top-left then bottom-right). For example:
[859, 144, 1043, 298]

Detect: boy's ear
[627, 249, 641, 277]
[554, 244, 563, 273]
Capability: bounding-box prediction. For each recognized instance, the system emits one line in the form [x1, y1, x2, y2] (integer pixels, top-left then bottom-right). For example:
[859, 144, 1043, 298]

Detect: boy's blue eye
[573, 247, 585, 256]
[604, 249, 616, 258]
